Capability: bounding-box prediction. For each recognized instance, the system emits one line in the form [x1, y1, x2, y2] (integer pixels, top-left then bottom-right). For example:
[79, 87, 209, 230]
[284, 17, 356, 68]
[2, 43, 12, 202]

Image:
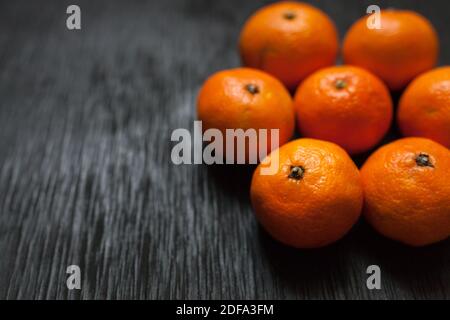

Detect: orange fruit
[239, 1, 338, 89]
[361, 137, 450, 246]
[294, 65, 393, 155]
[197, 68, 295, 161]
[398, 66, 450, 148]
[250, 138, 363, 248]
[343, 9, 439, 91]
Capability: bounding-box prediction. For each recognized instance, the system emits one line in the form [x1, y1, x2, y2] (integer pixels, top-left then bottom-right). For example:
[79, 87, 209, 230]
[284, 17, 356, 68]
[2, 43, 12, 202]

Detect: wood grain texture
[0, 0, 449, 300]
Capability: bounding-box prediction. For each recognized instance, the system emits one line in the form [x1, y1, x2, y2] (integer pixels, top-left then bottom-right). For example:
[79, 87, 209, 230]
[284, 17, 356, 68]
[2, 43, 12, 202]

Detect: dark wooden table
[0, 0, 449, 300]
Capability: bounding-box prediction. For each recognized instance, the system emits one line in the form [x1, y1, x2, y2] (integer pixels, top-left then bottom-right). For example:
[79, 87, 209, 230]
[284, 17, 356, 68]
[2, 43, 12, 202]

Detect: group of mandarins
[197, 2, 450, 248]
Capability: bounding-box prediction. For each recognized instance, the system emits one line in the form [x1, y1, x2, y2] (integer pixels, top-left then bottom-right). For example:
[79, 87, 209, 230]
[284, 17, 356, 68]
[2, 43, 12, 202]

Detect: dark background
[0, 0, 449, 300]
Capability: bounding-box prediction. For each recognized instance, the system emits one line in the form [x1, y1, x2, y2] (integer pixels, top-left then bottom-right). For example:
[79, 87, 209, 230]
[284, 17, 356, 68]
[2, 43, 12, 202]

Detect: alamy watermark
[66, 5, 81, 30]
[61, 4, 385, 292]
[367, 5, 381, 29]
[366, 265, 381, 290]
[66, 265, 81, 290]
[171, 121, 279, 175]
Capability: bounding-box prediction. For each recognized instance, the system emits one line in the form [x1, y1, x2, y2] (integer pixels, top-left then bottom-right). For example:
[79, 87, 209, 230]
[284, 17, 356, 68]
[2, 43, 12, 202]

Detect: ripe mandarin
[197, 68, 295, 161]
[294, 66, 393, 155]
[343, 9, 439, 91]
[398, 66, 450, 148]
[251, 138, 363, 248]
[361, 138, 450, 246]
[239, 1, 338, 89]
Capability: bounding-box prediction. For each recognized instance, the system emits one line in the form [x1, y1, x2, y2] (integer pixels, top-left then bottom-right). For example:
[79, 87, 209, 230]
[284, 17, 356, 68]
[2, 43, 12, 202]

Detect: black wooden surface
[0, 0, 449, 300]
